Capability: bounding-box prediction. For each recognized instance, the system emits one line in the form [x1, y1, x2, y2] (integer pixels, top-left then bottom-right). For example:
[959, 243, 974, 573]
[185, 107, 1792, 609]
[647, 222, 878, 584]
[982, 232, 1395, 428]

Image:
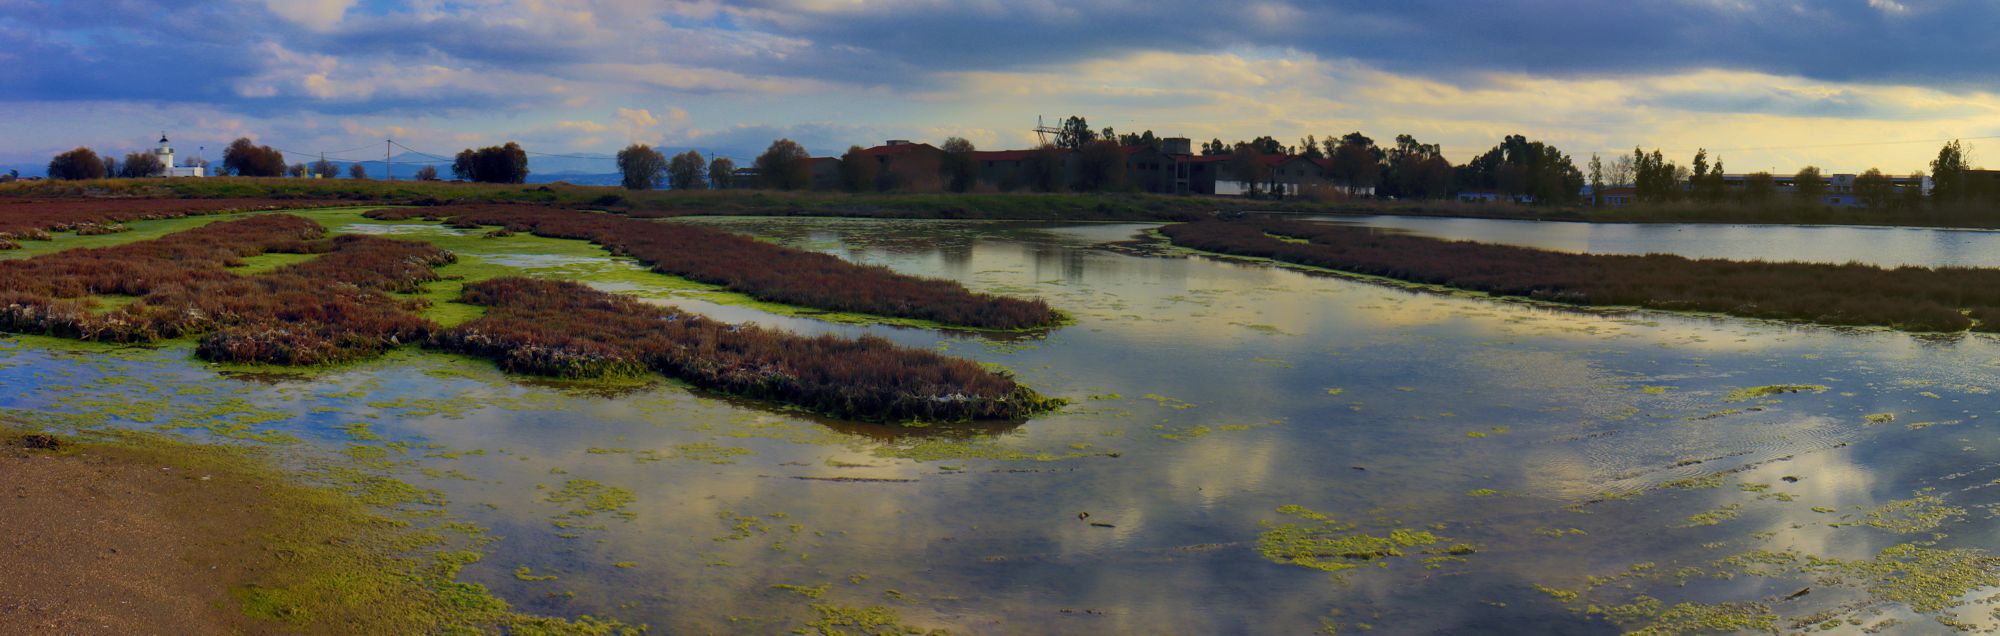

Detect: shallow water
[1302, 213, 2000, 268]
[8, 214, 2000, 633]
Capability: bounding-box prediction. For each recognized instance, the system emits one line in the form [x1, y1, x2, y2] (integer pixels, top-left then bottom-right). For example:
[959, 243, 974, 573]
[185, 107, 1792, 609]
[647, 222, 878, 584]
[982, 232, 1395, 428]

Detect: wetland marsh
[8, 208, 2000, 633]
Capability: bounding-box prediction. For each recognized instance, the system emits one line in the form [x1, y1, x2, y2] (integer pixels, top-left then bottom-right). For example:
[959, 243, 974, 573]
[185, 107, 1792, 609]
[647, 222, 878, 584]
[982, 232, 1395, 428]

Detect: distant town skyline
[4, 1, 1998, 175]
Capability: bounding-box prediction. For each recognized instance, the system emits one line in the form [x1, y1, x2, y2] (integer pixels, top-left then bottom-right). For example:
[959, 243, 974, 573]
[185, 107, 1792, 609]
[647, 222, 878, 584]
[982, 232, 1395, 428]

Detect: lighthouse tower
[154, 133, 205, 177]
[154, 134, 176, 170]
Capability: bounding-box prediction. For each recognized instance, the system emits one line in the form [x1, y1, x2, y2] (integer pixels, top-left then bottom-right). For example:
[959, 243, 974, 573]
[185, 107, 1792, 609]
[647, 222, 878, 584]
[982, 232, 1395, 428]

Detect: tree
[102, 156, 119, 179]
[1201, 138, 1228, 156]
[1073, 139, 1127, 192]
[288, 163, 307, 178]
[1742, 172, 1776, 204]
[1630, 148, 1679, 202]
[451, 142, 529, 184]
[1328, 139, 1382, 196]
[940, 137, 977, 192]
[1609, 154, 1635, 187]
[1587, 154, 1605, 205]
[120, 152, 164, 178]
[312, 159, 339, 179]
[1794, 166, 1826, 204]
[1456, 135, 1584, 204]
[1118, 130, 1161, 152]
[1854, 168, 1894, 208]
[668, 150, 707, 191]
[708, 156, 736, 189]
[1383, 134, 1450, 199]
[839, 146, 877, 192]
[1024, 144, 1066, 192]
[413, 165, 439, 181]
[46, 147, 104, 180]
[1246, 136, 1287, 155]
[1930, 140, 1971, 204]
[753, 139, 810, 190]
[222, 138, 286, 177]
[1689, 149, 1728, 203]
[615, 144, 668, 190]
[349, 163, 368, 179]
[1228, 144, 1271, 197]
[1299, 135, 1324, 160]
[1056, 116, 1096, 150]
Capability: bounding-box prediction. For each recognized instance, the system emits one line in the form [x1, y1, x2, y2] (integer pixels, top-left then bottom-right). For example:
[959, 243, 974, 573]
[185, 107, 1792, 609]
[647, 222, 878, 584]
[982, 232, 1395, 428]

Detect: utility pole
[319, 151, 326, 180]
[386, 139, 393, 181]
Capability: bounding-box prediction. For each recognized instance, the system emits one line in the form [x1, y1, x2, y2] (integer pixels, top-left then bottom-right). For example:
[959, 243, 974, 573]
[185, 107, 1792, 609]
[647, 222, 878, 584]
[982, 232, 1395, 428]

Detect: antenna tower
[1033, 116, 1063, 146]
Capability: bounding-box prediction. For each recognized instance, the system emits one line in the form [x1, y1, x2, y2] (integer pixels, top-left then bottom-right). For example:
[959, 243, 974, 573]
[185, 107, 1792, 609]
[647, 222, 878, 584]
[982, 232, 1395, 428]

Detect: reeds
[1162, 219, 2000, 332]
[433, 277, 1060, 421]
[364, 206, 1062, 330]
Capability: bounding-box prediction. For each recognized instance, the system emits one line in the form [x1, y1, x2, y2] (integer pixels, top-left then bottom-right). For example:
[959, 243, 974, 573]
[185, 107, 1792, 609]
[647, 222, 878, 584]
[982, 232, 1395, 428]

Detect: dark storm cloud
[2, 0, 1994, 116]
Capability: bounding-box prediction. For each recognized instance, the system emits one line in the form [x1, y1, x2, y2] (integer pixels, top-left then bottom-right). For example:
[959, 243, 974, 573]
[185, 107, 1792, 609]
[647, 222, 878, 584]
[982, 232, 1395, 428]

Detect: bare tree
[349, 163, 368, 179]
[413, 165, 439, 181]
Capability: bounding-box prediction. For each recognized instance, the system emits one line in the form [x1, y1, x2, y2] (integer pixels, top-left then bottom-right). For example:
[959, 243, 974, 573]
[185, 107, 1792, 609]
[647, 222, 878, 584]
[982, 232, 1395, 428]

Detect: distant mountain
[526, 172, 623, 186]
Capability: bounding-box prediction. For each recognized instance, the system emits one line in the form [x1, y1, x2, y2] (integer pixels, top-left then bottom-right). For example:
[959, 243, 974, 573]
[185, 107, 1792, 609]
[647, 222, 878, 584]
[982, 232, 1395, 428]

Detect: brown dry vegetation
[366, 205, 1063, 329]
[0, 198, 336, 245]
[434, 277, 1059, 421]
[0, 214, 452, 364]
[1162, 218, 2000, 332]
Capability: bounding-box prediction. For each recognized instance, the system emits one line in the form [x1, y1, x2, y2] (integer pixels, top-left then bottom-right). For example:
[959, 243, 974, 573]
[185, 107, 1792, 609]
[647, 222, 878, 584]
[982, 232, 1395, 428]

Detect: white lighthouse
[154, 134, 206, 178]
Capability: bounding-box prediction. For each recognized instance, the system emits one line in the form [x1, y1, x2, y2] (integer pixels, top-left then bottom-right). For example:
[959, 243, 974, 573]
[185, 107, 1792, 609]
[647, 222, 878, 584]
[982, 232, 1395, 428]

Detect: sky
[3, 0, 1999, 176]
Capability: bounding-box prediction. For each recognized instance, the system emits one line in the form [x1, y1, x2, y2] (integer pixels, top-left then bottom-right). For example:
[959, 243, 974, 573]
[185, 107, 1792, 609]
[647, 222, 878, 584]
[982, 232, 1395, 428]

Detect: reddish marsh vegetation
[0, 198, 325, 245]
[365, 206, 1063, 330]
[1162, 219, 2000, 332]
[435, 277, 1059, 421]
[0, 214, 454, 363]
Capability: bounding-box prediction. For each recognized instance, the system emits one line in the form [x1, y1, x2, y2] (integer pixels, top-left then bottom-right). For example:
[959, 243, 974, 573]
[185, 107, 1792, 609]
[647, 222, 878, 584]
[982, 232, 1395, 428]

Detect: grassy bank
[8, 177, 1998, 229]
[0, 424, 640, 634]
[1161, 218, 2000, 332]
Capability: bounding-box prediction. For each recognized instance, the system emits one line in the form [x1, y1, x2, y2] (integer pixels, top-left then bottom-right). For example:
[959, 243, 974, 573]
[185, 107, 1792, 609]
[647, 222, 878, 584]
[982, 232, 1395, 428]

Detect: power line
[1589, 134, 2000, 157]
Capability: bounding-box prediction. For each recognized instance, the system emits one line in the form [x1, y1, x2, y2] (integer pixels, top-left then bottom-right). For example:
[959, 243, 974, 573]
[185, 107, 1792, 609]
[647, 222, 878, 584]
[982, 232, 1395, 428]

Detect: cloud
[264, 0, 356, 31]
[616, 108, 661, 131]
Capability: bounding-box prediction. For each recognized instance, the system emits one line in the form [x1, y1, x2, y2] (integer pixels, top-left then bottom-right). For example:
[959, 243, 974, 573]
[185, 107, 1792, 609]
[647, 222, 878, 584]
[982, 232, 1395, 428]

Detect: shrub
[434, 278, 1060, 421]
[1161, 219, 2000, 332]
[365, 206, 1062, 330]
[0, 214, 452, 363]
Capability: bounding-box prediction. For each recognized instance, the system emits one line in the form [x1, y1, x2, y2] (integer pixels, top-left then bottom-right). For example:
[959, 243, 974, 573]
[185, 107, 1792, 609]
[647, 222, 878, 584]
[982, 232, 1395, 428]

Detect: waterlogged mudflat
[8, 212, 2000, 633]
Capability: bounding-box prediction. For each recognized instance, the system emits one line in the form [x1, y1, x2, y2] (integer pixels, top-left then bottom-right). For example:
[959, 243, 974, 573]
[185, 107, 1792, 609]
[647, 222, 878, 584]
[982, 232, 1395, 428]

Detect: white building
[154, 134, 205, 178]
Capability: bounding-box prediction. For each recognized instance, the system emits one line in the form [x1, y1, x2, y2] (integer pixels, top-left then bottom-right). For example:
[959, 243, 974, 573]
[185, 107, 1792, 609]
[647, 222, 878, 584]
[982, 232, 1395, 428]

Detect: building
[857, 140, 946, 191]
[970, 148, 1074, 192]
[1705, 173, 1927, 207]
[1598, 186, 1637, 207]
[154, 134, 205, 178]
[1123, 138, 1197, 195]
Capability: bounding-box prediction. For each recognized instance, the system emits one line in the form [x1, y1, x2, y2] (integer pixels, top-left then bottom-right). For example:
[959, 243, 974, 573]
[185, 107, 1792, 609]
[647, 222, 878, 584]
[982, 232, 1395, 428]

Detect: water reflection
[1303, 213, 2000, 268]
[4, 215, 2000, 633]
